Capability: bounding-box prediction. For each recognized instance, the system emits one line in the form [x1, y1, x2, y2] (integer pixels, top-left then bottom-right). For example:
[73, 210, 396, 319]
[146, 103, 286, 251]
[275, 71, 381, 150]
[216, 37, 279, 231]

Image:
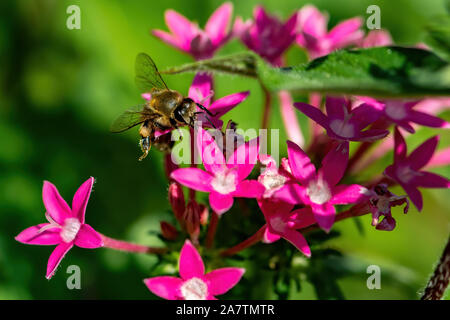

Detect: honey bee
[110, 53, 214, 161]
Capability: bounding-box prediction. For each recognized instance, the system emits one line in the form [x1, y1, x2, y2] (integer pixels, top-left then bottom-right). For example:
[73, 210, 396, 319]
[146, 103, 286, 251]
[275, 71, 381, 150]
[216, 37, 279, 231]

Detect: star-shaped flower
[152, 3, 233, 60]
[171, 128, 265, 215]
[294, 97, 389, 142]
[144, 240, 245, 300]
[274, 140, 369, 231]
[15, 177, 103, 279]
[384, 127, 450, 211]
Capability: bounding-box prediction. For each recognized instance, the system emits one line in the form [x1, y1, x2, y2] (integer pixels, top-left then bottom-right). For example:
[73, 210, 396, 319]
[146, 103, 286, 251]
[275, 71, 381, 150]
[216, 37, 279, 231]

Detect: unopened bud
[184, 201, 201, 243]
[168, 183, 186, 227]
[160, 221, 179, 241]
[164, 153, 179, 179]
[199, 204, 209, 226]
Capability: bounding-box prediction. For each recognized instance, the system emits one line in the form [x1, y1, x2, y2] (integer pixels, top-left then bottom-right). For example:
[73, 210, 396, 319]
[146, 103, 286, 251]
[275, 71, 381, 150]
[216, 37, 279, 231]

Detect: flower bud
[184, 201, 201, 243]
[164, 153, 179, 180]
[198, 204, 209, 226]
[160, 221, 179, 241]
[168, 182, 186, 227]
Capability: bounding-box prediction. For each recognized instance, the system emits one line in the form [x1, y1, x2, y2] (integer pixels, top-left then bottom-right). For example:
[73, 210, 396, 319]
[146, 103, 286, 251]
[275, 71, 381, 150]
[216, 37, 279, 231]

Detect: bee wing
[110, 105, 148, 133]
[135, 53, 168, 93]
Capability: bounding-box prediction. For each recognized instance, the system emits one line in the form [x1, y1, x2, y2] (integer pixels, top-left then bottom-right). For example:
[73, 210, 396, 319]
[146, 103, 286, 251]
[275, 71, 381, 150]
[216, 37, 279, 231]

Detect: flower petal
[144, 276, 182, 300]
[72, 177, 94, 223]
[233, 180, 265, 198]
[204, 267, 245, 296]
[46, 242, 73, 279]
[42, 181, 73, 225]
[189, 73, 213, 106]
[416, 171, 450, 188]
[228, 137, 259, 180]
[328, 17, 364, 49]
[209, 91, 249, 118]
[401, 183, 423, 211]
[165, 10, 196, 47]
[311, 203, 336, 232]
[152, 29, 182, 50]
[350, 103, 382, 130]
[197, 128, 226, 173]
[179, 240, 205, 279]
[394, 127, 407, 162]
[287, 140, 316, 185]
[171, 168, 213, 192]
[15, 224, 61, 245]
[272, 183, 304, 204]
[205, 2, 233, 45]
[330, 184, 368, 205]
[263, 225, 281, 243]
[408, 136, 439, 170]
[209, 192, 234, 215]
[319, 141, 349, 187]
[279, 91, 305, 147]
[290, 207, 316, 229]
[74, 224, 103, 249]
[408, 111, 450, 129]
[294, 102, 330, 131]
[281, 229, 311, 257]
[357, 129, 390, 142]
[325, 97, 347, 120]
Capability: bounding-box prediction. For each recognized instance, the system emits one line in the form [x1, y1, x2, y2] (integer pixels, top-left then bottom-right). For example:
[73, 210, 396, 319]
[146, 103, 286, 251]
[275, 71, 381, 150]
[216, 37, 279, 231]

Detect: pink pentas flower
[294, 97, 390, 142]
[358, 29, 393, 48]
[171, 128, 265, 215]
[368, 184, 409, 231]
[152, 2, 233, 60]
[144, 240, 245, 300]
[257, 154, 294, 198]
[15, 177, 103, 279]
[233, 6, 298, 66]
[274, 141, 369, 231]
[384, 127, 450, 211]
[296, 5, 364, 59]
[258, 199, 315, 256]
[358, 97, 450, 133]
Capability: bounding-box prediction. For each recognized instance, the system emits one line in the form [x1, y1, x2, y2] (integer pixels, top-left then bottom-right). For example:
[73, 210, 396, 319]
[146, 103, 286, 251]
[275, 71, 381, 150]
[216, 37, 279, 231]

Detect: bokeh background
[0, 0, 449, 299]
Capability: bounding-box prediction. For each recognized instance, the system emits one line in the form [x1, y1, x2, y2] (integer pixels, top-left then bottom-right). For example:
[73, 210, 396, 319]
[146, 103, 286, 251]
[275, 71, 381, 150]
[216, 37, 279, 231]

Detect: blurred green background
[0, 0, 449, 299]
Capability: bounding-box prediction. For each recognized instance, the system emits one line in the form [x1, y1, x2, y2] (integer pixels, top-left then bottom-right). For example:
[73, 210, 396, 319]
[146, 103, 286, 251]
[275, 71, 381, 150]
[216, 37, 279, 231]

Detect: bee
[110, 53, 214, 161]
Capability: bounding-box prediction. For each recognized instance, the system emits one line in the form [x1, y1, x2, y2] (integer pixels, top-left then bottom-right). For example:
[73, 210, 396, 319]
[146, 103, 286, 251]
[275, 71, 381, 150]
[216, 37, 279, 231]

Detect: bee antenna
[196, 103, 217, 117]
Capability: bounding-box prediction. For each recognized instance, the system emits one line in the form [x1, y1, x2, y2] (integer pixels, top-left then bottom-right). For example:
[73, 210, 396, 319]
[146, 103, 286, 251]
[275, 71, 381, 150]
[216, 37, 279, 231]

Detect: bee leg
[139, 136, 151, 161]
[138, 122, 153, 161]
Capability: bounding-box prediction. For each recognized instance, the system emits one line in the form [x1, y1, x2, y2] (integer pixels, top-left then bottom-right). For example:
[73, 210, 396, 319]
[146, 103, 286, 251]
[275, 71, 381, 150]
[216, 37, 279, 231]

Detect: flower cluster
[15, 3, 449, 300]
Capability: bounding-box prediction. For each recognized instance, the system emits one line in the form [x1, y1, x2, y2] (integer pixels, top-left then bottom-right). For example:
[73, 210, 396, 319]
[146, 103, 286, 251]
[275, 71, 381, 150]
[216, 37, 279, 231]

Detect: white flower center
[396, 165, 420, 183]
[60, 218, 81, 243]
[260, 171, 286, 192]
[180, 277, 208, 300]
[211, 170, 237, 194]
[385, 101, 407, 120]
[329, 119, 355, 138]
[270, 216, 286, 233]
[307, 179, 331, 205]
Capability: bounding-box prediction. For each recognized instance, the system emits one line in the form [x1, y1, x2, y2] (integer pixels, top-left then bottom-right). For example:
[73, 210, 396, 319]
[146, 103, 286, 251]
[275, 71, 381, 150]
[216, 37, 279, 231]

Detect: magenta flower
[152, 2, 233, 60]
[15, 177, 103, 279]
[233, 6, 298, 66]
[275, 141, 369, 231]
[368, 184, 409, 231]
[384, 127, 450, 211]
[294, 97, 390, 142]
[297, 5, 364, 59]
[171, 128, 265, 215]
[188, 73, 249, 129]
[144, 240, 244, 300]
[358, 97, 450, 133]
[258, 154, 294, 199]
[359, 29, 393, 48]
[259, 199, 315, 256]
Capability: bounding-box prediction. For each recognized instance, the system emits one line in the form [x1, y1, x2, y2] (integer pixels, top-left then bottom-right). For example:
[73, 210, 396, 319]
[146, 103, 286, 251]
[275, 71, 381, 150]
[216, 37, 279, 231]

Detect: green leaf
[163, 47, 450, 97]
[424, 15, 450, 61]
